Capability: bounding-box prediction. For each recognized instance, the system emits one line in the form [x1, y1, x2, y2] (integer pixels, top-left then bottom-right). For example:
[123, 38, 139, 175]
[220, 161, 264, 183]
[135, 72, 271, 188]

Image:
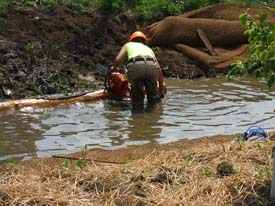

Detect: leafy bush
[184, 0, 210, 11]
[2, 0, 275, 17]
[228, 12, 275, 88]
[135, 0, 183, 18]
[94, 0, 183, 17]
[0, 0, 9, 16]
[23, 0, 94, 11]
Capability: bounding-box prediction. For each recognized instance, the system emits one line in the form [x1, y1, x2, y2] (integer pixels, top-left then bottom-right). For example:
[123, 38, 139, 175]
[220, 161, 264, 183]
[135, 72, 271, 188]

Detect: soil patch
[1, 4, 274, 100]
[0, 5, 215, 100]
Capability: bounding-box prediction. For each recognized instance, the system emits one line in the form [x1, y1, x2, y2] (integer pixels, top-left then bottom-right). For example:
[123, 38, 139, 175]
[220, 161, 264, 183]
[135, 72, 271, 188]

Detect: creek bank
[0, 134, 274, 205]
[0, 5, 215, 101]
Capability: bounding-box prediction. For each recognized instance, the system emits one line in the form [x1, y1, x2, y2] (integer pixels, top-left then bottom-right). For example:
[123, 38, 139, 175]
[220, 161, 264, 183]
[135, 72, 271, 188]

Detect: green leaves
[184, 0, 209, 11]
[229, 12, 275, 88]
[63, 158, 71, 168]
[240, 13, 248, 26]
[259, 11, 268, 24]
[0, 0, 9, 16]
[76, 159, 86, 169]
[4, 0, 275, 19]
[267, 73, 275, 88]
[199, 166, 213, 177]
[62, 144, 88, 170]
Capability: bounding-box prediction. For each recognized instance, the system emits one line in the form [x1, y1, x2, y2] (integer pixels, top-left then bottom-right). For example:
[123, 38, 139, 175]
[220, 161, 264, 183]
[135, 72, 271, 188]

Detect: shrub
[228, 12, 275, 88]
[0, 0, 9, 16]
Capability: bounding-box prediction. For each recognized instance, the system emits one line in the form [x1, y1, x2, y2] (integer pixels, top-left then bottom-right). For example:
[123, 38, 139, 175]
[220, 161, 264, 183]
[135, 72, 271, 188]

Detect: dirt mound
[147, 3, 275, 72]
[0, 6, 133, 100]
[148, 3, 275, 46]
[147, 17, 246, 46]
[1, 3, 274, 100]
[180, 3, 275, 20]
[0, 5, 204, 100]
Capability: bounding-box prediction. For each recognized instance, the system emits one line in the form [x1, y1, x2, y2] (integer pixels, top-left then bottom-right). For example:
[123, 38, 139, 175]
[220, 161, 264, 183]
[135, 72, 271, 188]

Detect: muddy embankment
[0, 5, 216, 101]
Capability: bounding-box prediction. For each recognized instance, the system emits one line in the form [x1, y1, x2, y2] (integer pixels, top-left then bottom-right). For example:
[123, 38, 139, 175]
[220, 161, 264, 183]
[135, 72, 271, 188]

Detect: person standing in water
[112, 31, 165, 107]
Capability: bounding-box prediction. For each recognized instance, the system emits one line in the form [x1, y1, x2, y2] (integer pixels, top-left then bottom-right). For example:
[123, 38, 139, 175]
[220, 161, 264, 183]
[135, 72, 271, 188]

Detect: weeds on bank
[1, 0, 274, 18]
[186, 149, 195, 160]
[0, 0, 9, 16]
[256, 166, 272, 181]
[0, 158, 21, 166]
[24, 42, 43, 66]
[77, 144, 88, 169]
[199, 166, 214, 177]
[63, 144, 88, 170]
[235, 133, 244, 150]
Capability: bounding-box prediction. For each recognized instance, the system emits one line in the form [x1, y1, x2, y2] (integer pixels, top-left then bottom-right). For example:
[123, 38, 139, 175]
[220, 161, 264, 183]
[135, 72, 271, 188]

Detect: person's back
[113, 31, 165, 107]
[125, 42, 155, 60]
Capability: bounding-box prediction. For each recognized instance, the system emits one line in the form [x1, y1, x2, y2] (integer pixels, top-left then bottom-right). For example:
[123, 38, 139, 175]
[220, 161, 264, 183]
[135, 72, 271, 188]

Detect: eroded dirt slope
[0, 5, 215, 100]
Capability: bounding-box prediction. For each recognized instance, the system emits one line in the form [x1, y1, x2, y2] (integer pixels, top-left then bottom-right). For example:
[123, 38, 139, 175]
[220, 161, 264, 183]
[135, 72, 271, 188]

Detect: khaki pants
[127, 61, 159, 105]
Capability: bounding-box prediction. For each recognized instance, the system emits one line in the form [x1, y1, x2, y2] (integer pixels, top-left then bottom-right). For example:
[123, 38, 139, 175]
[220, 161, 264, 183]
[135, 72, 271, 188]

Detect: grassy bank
[0, 134, 274, 205]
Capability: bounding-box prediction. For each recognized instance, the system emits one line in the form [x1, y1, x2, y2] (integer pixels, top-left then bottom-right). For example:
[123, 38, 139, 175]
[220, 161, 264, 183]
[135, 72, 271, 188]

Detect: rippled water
[0, 76, 275, 160]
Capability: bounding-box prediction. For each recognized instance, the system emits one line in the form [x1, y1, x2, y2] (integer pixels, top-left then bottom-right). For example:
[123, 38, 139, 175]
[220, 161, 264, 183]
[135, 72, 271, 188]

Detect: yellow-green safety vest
[126, 42, 155, 60]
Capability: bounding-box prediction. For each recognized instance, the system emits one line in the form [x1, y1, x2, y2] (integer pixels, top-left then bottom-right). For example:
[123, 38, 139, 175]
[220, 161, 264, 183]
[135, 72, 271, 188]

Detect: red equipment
[107, 72, 130, 99]
[96, 63, 166, 100]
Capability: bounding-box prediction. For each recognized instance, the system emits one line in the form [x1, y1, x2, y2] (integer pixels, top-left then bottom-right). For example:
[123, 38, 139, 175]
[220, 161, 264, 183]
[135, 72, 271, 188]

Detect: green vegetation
[256, 166, 272, 180]
[62, 144, 88, 170]
[62, 158, 71, 168]
[228, 12, 275, 88]
[199, 166, 213, 177]
[0, 0, 9, 15]
[1, 0, 274, 17]
[235, 134, 244, 150]
[0, 158, 21, 165]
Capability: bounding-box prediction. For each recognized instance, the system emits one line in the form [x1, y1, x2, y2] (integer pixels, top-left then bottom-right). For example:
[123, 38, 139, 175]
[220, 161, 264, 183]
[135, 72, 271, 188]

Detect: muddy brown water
[0, 76, 275, 161]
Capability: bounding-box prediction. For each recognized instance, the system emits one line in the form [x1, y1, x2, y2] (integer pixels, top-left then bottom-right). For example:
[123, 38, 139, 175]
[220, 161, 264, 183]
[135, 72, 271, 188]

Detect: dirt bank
[0, 134, 274, 206]
[1, 3, 274, 101]
[0, 5, 215, 101]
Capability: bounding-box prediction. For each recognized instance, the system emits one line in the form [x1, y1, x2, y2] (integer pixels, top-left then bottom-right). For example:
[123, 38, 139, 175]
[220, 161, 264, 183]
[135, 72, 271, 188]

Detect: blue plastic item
[242, 126, 268, 141]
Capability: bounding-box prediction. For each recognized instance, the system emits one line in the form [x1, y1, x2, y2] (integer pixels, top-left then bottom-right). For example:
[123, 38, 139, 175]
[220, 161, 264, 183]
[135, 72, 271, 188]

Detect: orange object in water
[107, 72, 130, 99]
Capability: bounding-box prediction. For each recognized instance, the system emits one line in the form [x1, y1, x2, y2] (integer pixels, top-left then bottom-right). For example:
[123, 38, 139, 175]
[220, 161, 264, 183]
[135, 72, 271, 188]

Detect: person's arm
[113, 44, 127, 72]
[157, 63, 166, 98]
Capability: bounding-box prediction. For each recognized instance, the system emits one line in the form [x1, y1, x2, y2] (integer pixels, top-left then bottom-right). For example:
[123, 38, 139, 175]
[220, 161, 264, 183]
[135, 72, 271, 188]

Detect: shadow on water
[0, 76, 275, 160]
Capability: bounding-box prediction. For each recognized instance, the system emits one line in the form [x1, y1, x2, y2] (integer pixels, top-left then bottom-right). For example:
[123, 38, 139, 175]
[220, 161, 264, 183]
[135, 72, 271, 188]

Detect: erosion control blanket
[146, 3, 275, 71]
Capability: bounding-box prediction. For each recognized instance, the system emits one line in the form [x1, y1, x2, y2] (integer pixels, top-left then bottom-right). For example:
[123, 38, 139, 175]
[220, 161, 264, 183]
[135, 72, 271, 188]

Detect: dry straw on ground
[0, 135, 274, 206]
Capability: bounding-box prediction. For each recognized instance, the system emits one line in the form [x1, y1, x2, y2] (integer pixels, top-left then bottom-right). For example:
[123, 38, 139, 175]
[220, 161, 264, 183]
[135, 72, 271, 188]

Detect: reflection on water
[0, 76, 275, 160]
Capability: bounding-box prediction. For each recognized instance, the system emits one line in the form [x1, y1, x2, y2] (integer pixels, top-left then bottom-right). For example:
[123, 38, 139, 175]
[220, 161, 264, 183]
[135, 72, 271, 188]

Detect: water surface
[0, 76, 275, 160]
